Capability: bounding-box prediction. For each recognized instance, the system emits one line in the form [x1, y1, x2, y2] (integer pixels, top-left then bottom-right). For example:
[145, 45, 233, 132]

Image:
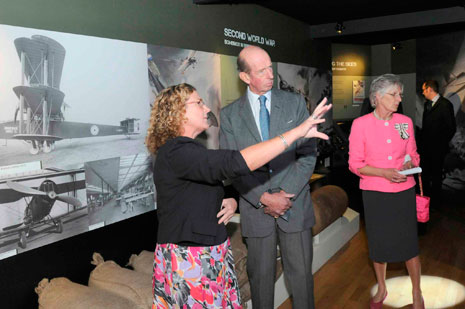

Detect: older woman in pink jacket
[349, 74, 424, 309]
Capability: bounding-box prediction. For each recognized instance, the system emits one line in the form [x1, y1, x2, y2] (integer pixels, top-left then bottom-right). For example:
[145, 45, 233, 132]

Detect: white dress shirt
[247, 87, 271, 140]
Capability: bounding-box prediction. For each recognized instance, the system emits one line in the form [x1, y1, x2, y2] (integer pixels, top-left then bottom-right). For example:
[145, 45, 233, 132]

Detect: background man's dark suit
[419, 96, 456, 204]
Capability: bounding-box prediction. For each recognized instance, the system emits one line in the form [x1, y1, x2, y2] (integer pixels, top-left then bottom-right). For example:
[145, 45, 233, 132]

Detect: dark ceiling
[258, 1, 462, 26]
[194, 0, 465, 44]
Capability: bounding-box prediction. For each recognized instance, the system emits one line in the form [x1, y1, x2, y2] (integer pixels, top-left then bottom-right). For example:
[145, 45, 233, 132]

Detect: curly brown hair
[146, 83, 196, 154]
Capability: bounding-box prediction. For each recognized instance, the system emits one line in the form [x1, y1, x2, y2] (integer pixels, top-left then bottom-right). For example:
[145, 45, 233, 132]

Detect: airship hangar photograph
[85, 152, 156, 228]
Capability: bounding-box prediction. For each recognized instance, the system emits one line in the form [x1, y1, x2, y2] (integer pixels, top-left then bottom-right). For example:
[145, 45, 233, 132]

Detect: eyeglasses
[185, 99, 206, 106]
[385, 93, 403, 99]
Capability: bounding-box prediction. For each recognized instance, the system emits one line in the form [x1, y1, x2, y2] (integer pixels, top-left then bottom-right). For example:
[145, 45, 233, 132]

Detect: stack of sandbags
[88, 252, 152, 309]
[36, 277, 140, 309]
[127, 250, 153, 275]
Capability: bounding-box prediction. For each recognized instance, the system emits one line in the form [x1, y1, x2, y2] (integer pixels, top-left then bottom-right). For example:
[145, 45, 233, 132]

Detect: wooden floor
[278, 198, 465, 309]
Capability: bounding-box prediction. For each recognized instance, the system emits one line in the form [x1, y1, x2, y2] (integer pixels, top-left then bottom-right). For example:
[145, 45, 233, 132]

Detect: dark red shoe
[369, 291, 387, 309]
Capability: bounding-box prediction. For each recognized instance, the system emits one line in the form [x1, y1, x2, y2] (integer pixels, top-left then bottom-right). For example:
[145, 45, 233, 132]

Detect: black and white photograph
[85, 152, 156, 228]
[277, 62, 333, 161]
[277, 62, 333, 129]
[0, 163, 87, 255]
[0, 24, 150, 168]
[147, 45, 221, 149]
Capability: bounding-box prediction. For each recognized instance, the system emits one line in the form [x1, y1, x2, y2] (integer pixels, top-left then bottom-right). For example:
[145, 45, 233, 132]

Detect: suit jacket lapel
[239, 95, 262, 143]
[269, 89, 284, 137]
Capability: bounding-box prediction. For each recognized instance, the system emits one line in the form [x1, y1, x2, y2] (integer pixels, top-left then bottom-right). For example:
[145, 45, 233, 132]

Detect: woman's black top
[154, 136, 250, 246]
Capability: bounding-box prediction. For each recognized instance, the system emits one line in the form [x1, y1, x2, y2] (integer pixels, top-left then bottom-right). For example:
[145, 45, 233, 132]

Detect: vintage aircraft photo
[147, 45, 221, 149]
[178, 50, 197, 75]
[0, 35, 140, 156]
[0, 167, 87, 252]
[0, 25, 150, 169]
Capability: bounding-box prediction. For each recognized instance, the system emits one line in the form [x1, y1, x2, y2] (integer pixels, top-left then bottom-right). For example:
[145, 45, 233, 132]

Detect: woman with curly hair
[147, 83, 331, 308]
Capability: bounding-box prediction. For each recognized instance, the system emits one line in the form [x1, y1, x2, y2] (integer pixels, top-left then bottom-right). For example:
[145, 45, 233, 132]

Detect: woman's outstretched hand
[311, 97, 332, 120]
[301, 97, 332, 140]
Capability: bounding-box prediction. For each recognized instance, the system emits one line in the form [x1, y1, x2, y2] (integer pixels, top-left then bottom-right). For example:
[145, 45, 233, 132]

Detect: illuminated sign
[223, 27, 276, 48]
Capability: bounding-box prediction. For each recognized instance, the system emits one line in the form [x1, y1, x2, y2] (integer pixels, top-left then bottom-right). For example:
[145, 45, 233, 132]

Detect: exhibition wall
[332, 41, 417, 122]
[0, 1, 331, 307]
[0, 16, 332, 260]
[332, 43, 371, 120]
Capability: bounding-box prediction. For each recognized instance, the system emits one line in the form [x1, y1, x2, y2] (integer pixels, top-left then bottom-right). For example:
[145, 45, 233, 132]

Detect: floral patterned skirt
[152, 238, 242, 309]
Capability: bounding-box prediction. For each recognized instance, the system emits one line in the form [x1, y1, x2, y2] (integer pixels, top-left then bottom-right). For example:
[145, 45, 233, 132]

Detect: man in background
[420, 80, 456, 207]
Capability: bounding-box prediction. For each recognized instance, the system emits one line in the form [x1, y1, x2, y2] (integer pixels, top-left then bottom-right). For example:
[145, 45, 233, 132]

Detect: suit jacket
[420, 96, 456, 156]
[219, 88, 316, 237]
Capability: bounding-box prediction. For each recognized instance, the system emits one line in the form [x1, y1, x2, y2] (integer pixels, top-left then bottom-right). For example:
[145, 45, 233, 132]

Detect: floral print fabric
[152, 238, 242, 308]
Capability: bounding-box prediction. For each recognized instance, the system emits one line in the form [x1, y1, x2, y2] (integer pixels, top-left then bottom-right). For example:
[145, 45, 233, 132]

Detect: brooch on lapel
[394, 123, 409, 140]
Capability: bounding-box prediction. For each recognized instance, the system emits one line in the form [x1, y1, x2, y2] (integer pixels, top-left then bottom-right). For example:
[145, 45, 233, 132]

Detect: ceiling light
[392, 42, 402, 51]
[335, 22, 345, 34]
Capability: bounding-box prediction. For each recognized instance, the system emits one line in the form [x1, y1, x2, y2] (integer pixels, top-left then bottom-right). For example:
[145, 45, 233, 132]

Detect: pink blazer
[348, 113, 420, 193]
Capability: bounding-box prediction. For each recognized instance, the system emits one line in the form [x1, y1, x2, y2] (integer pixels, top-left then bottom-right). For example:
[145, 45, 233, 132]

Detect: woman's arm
[358, 165, 407, 183]
[240, 98, 331, 171]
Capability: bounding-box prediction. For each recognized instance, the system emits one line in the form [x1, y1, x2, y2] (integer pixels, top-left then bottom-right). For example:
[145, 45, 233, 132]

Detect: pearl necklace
[373, 110, 392, 121]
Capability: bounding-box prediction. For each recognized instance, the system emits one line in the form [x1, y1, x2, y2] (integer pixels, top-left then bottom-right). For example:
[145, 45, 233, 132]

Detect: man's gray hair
[369, 74, 404, 108]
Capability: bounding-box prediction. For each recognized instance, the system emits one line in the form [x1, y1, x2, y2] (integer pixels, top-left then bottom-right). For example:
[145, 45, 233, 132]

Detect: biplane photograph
[85, 152, 155, 228]
[0, 25, 150, 168]
[0, 166, 87, 254]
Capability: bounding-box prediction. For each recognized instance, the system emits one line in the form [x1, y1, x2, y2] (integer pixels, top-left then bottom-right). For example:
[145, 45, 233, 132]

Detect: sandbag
[127, 250, 154, 275]
[311, 185, 348, 236]
[36, 277, 140, 309]
[88, 252, 152, 309]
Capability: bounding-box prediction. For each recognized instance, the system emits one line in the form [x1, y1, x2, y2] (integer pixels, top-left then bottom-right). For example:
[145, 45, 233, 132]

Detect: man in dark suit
[220, 46, 317, 308]
[420, 80, 456, 207]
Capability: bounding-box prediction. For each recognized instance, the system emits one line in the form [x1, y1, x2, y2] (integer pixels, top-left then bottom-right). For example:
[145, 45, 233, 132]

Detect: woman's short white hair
[369, 74, 404, 108]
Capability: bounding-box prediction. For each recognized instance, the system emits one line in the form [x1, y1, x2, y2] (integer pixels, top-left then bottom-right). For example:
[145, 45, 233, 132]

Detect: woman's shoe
[369, 291, 387, 309]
